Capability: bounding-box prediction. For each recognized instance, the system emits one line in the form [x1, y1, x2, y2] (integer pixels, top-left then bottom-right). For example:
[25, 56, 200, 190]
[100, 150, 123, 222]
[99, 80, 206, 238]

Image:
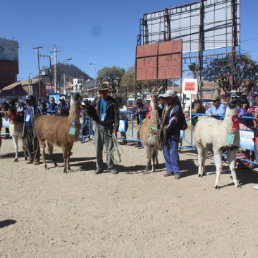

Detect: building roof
[2, 78, 40, 91]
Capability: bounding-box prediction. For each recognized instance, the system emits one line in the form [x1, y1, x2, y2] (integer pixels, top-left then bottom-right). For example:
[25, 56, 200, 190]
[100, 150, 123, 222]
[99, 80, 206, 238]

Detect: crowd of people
[2, 86, 258, 183]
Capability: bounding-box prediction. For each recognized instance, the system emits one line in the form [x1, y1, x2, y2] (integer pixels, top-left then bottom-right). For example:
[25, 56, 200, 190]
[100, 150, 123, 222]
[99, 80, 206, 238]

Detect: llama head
[227, 91, 241, 109]
[71, 93, 81, 106]
[150, 95, 159, 110]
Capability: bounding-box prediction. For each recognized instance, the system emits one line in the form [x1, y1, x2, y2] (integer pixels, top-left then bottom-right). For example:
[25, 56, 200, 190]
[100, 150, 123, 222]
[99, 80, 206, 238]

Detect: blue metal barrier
[181, 113, 258, 166]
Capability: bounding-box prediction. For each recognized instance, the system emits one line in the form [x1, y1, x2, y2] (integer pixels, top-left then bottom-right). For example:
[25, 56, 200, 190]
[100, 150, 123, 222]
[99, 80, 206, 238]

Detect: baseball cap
[25, 94, 34, 101]
[212, 95, 221, 101]
[160, 90, 176, 98]
[60, 96, 66, 100]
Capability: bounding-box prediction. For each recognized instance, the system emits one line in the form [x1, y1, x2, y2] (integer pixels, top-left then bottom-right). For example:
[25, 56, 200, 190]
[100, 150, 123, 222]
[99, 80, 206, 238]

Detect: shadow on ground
[0, 219, 16, 229]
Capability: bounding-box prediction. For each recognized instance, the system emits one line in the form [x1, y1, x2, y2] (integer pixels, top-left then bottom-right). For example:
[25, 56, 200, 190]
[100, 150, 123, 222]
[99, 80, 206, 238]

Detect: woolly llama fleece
[194, 91, 241, 189]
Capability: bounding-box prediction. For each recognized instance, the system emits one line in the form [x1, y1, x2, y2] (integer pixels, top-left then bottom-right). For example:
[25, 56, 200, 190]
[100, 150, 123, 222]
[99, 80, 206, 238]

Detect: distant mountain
[40, 63, 92, 85]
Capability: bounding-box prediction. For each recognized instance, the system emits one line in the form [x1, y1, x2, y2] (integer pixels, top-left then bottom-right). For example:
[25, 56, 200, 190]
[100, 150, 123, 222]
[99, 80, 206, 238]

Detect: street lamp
[63, 57, 72, 94]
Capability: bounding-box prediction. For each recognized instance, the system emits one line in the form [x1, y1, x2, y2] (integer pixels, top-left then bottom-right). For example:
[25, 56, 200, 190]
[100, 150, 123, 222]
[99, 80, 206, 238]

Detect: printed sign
[240, 130, 255, 151]
[183, 79, 198, 95]
[118, 120, 125, 132]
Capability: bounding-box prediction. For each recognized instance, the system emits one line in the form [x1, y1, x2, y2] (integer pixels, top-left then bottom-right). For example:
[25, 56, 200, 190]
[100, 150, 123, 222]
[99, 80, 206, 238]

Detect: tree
[188, 62, 199, 79]
[202, 54, 258, 93]
[96, 66, 125, 92]
[120, 66, 135, 87]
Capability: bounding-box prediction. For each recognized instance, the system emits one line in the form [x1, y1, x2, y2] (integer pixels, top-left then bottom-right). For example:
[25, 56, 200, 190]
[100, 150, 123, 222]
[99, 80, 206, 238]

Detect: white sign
[240, 130, 255, 151]
[183, 79, 198, 95]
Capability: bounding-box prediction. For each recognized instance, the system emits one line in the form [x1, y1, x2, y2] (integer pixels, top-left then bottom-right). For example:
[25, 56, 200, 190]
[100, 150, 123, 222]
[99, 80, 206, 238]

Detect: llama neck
[223, 106, 238, 132]
[68, 101, 79, 121]
[150, 109, 159, 127]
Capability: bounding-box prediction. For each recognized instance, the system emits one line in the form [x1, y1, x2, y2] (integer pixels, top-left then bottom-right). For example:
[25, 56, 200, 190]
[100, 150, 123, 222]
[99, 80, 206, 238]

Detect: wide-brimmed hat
[160, 90, 176, 98]
[98, 84, 109, 91]
[212, 95, 221, 101]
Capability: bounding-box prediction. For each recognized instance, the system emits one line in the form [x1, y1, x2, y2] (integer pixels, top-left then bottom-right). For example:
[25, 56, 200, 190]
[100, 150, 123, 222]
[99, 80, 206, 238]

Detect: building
[0, 38, 19, 90]
[0, 78, 46, 99]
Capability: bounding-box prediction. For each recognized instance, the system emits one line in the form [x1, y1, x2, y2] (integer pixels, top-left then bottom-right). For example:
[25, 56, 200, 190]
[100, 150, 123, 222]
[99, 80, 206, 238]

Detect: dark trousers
[95, 125, 114, 170]
[25, 128, 39, 162]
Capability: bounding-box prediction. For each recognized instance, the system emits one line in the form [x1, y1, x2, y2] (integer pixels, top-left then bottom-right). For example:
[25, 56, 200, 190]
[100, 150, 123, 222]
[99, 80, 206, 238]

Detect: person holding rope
[22, 94, 42, 165]
[86, 84, 119, 175]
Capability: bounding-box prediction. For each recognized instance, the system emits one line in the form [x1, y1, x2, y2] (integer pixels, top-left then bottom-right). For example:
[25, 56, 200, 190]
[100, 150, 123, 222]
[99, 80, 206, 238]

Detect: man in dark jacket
[160, 90, 182, 179]
[23, 94, 42, 165]
[87, 84, 119, 174]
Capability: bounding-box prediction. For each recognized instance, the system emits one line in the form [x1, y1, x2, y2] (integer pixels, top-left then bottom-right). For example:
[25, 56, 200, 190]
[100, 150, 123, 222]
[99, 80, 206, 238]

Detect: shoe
[95, 169, 103, 174]
[27, 160, 33, 164]
[163, 172, 173, 177]
[34, 161, 40, 165]
[174, 174, 182, 179]
[109, 169, 118, 175]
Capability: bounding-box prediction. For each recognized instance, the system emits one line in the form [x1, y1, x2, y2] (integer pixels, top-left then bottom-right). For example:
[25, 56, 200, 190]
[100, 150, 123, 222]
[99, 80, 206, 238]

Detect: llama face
[228, 91, 240, 108]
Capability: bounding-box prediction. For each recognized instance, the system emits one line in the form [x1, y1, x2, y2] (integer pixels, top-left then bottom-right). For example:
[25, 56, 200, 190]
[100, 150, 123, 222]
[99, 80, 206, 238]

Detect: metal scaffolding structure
[137, 0, 240, 92]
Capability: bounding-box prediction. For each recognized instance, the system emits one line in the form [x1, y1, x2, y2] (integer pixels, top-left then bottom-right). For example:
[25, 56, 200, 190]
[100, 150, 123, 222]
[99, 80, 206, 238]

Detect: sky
[1, 0, 258, 81]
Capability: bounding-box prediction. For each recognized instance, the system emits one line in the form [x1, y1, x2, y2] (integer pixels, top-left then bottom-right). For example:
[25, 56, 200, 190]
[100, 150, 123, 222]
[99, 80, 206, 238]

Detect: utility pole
[33, 46, 43, 98]
[50, 45, 60, 93]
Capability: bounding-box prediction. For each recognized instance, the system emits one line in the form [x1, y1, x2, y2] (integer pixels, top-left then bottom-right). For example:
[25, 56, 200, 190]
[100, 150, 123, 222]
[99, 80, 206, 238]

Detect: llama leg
[151, 149, 157, 172]
[62, 146, 68, 173]
[48, 142, 57, 167]
[227, 149, 239, 188]
[67, 145, 73, 172]
[13, 136, 18, 162]
[197, 145, 205, 177]
[22, 138, 28, 160]
[155, 152, 159, 168]
[40, 140, 47, 170]
[214, 149, 223, 189]
[144, 147, 151, 173]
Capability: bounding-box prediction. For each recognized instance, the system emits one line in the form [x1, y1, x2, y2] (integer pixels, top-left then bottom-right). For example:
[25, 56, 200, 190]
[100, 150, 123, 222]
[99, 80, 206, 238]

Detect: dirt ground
[1, 134, 258, 258]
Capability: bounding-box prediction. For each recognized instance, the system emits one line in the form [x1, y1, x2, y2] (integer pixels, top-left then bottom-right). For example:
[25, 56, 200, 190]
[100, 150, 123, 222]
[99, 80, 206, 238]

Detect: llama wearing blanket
[194, 91, 240, 189]
[139, 95, 161, 172]
[34, 94, 81, 173]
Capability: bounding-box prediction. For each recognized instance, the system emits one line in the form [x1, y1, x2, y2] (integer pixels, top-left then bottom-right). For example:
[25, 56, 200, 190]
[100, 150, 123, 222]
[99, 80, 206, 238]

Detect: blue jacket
[205, 103, 226, 117]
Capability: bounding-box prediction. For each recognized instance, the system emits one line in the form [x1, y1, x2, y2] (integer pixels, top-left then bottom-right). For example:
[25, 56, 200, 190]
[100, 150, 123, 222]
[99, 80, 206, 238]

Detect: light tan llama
[139, 95, 161, 172]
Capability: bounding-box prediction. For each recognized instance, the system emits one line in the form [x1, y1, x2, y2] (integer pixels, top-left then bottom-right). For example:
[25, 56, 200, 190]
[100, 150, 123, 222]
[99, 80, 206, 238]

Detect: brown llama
[34, 94, 81, 173]
[139, 95, 161, 172]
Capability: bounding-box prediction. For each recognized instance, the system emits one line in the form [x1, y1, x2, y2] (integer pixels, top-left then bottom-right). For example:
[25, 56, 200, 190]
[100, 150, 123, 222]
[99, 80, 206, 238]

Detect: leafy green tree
[188, 62, 199, 79]
[202, 54, 258, 93]
[97, 66, 125, 89]
[120, 66, 135, 87]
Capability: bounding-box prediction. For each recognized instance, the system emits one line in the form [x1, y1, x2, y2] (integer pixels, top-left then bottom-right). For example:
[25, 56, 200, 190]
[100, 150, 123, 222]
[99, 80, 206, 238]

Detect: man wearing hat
[56, 96, 70, 116]
[159, 90, 182, 179]
[22, 94, 42, 164]
[87, 84, 119, 174]
[205, 95, 226, 118]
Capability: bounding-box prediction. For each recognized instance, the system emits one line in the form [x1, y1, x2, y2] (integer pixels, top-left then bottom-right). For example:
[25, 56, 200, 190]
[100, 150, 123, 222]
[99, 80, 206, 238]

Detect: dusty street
[1, 137, 258, 257]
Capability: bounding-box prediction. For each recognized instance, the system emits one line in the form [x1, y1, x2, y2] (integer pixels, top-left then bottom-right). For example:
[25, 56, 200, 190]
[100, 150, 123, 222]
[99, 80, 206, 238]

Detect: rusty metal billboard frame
[135, 40, 182, 81]
[136, 0, 240, 93]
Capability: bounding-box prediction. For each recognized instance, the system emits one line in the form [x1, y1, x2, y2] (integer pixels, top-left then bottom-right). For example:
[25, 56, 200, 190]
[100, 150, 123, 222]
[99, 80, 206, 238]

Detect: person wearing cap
[39, 99, 48, 115]
[86, 84, 119, 174]
[132, 99, 148, 125]
[56, 96, 70, 116]
[205, 95, 226, 118]
[160, 90, 183, 179]
[22, 94, 42, 165]
[48, 97, 58, 115]
[115, 96, 128, 145]
[158, 95, 165, 118]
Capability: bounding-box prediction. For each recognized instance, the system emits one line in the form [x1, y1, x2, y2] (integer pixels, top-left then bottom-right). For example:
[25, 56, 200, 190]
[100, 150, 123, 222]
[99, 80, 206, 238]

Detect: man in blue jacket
[160, 90, 182, 179]
[87, 84, 119, 175]
[206, 95, 226, 118]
